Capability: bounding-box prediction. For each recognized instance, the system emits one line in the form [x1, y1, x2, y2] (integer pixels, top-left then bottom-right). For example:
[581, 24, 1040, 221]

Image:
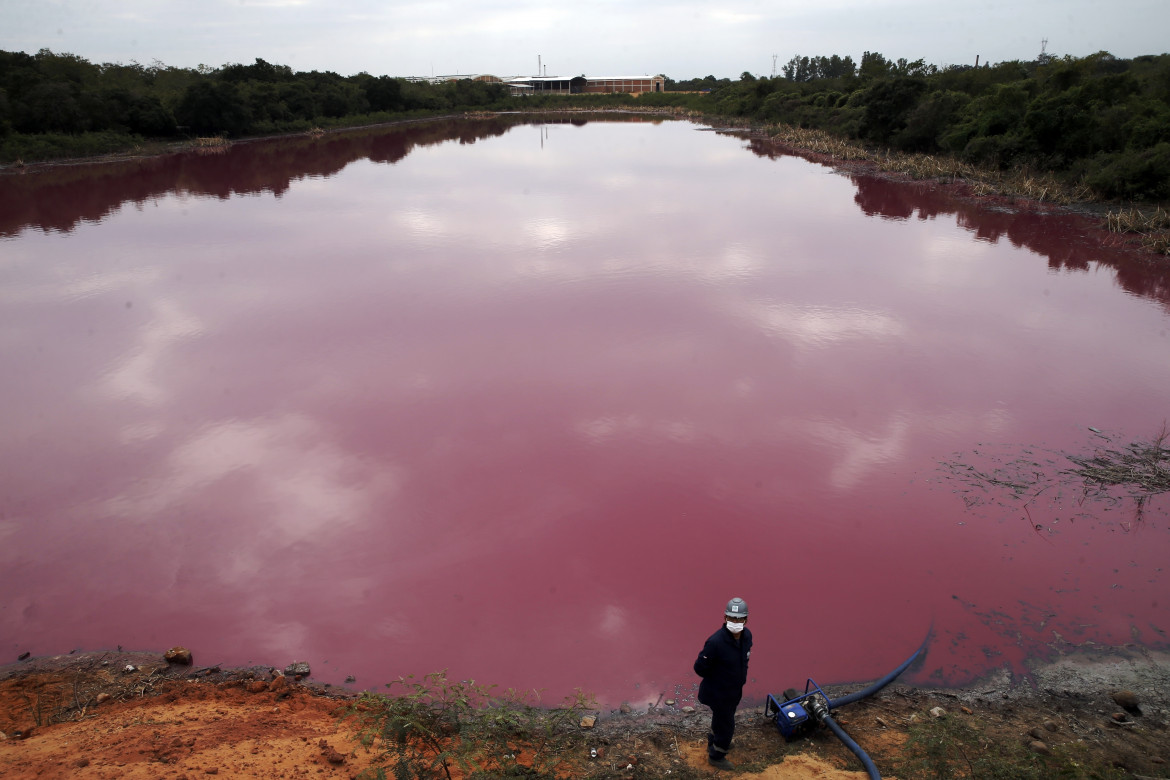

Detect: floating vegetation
[1066, 425, 1170, 494]
[938, 427, 1168, 536]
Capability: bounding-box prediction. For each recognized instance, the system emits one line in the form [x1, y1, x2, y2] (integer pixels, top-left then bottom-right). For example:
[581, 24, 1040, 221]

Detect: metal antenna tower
[772, 54, 778, 77]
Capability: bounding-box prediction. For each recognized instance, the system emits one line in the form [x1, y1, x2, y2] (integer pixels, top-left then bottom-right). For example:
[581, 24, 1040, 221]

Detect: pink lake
[1, 115, 1168, 707]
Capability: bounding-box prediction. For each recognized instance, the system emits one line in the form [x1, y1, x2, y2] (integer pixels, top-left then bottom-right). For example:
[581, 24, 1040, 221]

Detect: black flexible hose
[822, 713, 880, 780]
[826, 638, 927, 710]
[817, 634, 930, 779]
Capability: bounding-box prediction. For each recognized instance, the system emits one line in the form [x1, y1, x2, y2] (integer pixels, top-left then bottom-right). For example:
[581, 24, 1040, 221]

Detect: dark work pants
[707, 701, 737, 759]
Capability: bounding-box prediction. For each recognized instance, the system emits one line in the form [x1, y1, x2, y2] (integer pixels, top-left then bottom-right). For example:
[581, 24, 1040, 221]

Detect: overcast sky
[2, 0, 1167, 80]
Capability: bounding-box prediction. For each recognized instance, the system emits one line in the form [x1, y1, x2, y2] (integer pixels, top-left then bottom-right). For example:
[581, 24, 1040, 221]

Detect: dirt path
[2, 647, 1169, 779]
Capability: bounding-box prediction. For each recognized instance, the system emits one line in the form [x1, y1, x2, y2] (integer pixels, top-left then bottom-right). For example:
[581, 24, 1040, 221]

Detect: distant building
[582, 76, 665, 94]
[503, 75, 666, 95]
[404, 73, 666, 96]
[506, 76, 587, 94]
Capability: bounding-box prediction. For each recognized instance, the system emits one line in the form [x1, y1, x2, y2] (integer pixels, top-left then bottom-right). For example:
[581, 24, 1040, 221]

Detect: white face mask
[725, 620, 745, 634]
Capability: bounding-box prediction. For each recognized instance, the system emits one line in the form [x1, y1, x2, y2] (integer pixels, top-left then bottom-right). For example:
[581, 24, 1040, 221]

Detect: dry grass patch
[767, 125, 871, 160]
[763, 124, 1102, 207]
[1106, 207, 1170, 256]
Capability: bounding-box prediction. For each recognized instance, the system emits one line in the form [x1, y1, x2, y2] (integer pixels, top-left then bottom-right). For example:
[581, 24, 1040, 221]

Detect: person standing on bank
[693, 596, 752, 770]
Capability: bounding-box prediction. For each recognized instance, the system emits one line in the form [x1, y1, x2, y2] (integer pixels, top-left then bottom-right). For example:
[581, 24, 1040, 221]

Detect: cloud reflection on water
[0, 116, 1167, 705]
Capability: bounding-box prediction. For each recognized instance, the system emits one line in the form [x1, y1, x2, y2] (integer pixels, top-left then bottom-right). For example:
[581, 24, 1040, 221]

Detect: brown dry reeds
[1107, 206, 1170, 233]
[191, 136, 232, 156]
[767, 125, 870, 160]
[1105, 207, 1170, 256]
[763, 124, 1099, 207]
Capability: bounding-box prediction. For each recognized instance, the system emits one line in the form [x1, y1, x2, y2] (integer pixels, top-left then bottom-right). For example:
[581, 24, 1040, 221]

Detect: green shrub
[0, 130, 143, 162]
[1086, 142, 1170, 200]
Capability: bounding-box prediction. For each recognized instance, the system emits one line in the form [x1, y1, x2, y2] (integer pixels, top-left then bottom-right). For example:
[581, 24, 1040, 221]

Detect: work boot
[708, 755, 734, 770]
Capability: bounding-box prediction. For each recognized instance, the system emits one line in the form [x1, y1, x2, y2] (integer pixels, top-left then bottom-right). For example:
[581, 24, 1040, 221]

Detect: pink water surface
[2, 116, 1168, 706]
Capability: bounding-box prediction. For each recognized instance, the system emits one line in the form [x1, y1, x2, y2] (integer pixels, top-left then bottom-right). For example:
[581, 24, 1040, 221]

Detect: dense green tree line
[0, 49, 509, 156]
[670, 50, 1170, 200]
[3, 47, 1168, 200]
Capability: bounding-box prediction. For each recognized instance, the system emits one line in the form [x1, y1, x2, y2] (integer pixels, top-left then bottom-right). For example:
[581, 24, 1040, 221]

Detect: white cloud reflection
[98, 297, 204, 406]
[738, 301, 906, 348]
[99, 413, 400, 546]
[599, 604, 627, 636]
[806, 416, 911, 490]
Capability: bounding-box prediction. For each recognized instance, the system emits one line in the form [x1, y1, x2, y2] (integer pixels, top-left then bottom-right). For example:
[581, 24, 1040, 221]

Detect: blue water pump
[764, 640, 927, 780]
[765, 678, 831, 739]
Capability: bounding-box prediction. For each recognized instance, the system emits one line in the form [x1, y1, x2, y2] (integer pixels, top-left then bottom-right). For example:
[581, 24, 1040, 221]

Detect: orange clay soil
[3, 647, 1169, 779]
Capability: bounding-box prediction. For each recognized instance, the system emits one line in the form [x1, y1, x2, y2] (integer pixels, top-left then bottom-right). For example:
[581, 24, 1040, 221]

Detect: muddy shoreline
[3, 644, 1169, 778]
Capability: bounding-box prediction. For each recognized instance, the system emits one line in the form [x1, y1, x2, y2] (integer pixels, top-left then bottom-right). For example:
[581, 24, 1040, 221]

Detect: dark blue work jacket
[694, 625, 753, 707]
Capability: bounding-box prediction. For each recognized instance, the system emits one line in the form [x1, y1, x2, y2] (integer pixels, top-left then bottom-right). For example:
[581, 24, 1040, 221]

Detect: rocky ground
[2, 645, 1169, 779]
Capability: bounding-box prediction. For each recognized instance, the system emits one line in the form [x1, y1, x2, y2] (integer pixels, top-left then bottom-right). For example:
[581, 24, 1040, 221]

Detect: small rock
[0, 731, 6, 740]
[1111, 690, 1140, 712]
[123, 664, 137, 673]
[283, 661, 311, 678]
[626, 755, 639, 766]
[1043, 720, 1059, 732]
[96, 693, 111, 704]
[1028, 727, 1047, 740]
[268, 675, 288, 692]
[595, 747, 606, 758]
[319, 741, 345, 765]
[1151, 757, 1165, 765]
[579, 715, 597, 729]
[619, 703, 632, 714]
[929, 706, 947, 718]
[75, 758, 90, 768]
[247, 680, 268, 694]
[345, 675, 356, 683]
[664, 699, 676, 706]
[681, 706, 695, 714]
[165, 646, 193, 665]
[1110, 712, 1128, 723]
[875, 717, 889, 728]
[204, 767, 219, 775]
[17, 652, 30, 661]
[1029, 740, 1051, 756]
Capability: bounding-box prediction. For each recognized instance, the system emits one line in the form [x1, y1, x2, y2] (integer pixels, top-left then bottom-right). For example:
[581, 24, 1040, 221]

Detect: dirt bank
[3, 645, 1169, 779]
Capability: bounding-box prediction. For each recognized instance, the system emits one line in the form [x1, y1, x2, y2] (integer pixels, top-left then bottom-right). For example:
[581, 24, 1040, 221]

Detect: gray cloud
[1, 0, 1166, 79]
